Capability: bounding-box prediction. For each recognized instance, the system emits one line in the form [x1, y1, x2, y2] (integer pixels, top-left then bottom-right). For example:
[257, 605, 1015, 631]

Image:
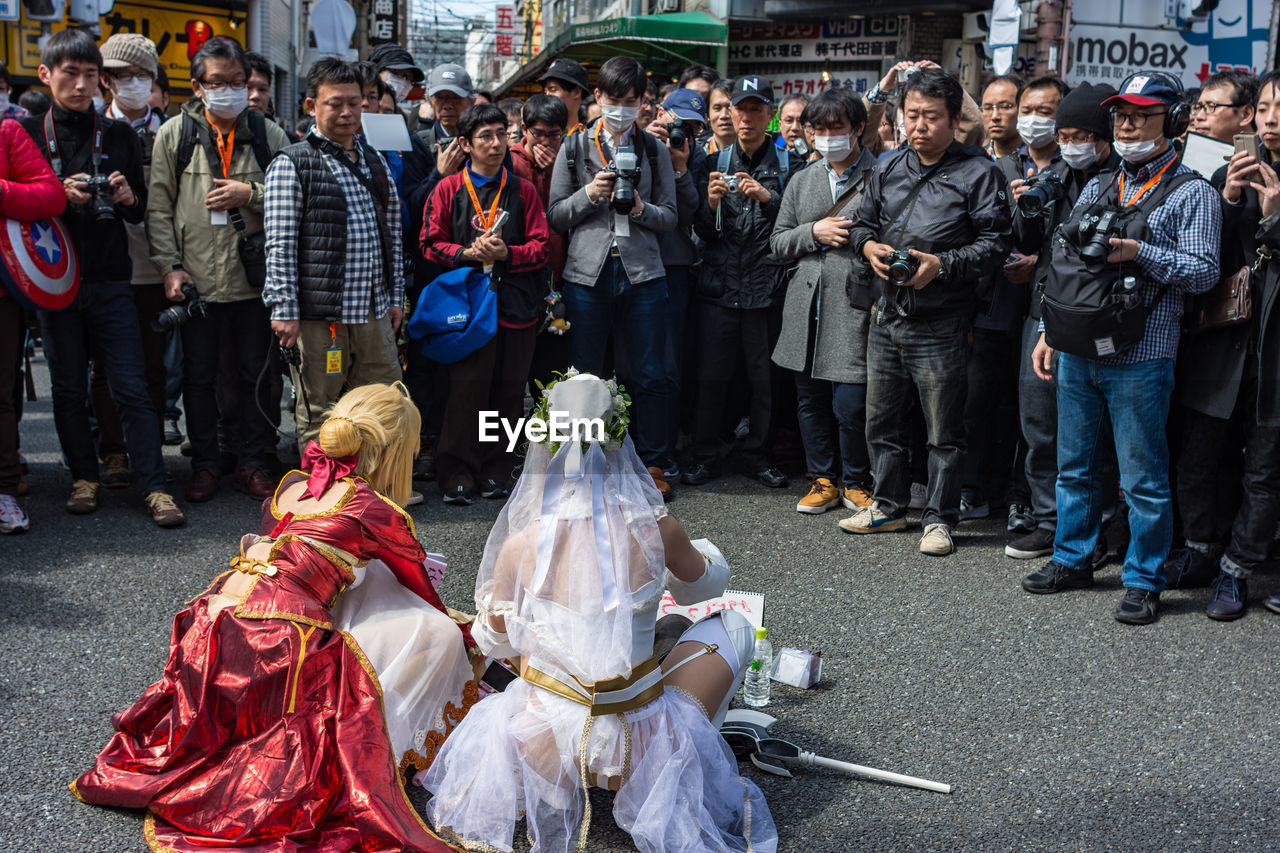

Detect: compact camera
[791, 136, 810, 158]
[83, 173, 117, 223]
[1017, 171, 1065, 217]
[609, 146, 642, 215]
[887, 248, 920, 284]
[723, 174, 741, 193]
[151, 282, 209, 332]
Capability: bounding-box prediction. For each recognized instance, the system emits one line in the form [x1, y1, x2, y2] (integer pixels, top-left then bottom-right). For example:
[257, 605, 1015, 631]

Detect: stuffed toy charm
[543, 290, 571, 335]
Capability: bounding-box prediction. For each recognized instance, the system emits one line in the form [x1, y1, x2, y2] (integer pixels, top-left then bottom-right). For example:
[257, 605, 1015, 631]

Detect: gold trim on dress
[270, 472, 360, 520]
[286, 624, 317, 714]
[143, 811, 181, 853]
[435, 822, 510, 853]
[397, 680, 481, 780]
[522, 656, 665, 716]
[67, 779, 83, 802]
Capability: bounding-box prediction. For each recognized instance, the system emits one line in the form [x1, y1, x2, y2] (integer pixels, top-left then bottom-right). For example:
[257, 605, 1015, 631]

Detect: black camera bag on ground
[1039, 168, 1202, 359]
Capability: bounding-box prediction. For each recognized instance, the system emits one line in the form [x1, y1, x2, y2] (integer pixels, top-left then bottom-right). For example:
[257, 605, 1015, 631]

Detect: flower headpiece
[529, 369, 631, 456]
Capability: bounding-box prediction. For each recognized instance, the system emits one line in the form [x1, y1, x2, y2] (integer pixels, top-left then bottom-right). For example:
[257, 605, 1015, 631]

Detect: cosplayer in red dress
[71, 384, 473, 853]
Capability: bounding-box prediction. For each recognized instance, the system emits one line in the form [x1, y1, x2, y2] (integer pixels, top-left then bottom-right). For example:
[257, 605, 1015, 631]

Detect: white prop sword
[720, 709, 952, 795]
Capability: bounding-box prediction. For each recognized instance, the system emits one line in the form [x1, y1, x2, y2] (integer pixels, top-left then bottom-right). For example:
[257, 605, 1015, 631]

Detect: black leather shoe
[1206, 571, 1247, 621]
[1114, 588, 1160, 625]
[1021, 561, 1094, 595]
[1162, 547, 1217, 589]
[681, 463, 715, 486]
[755, 467, 788, 489]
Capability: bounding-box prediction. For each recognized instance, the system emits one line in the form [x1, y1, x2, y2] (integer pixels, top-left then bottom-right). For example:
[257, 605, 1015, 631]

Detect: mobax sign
[1066, 0, 1269, 89]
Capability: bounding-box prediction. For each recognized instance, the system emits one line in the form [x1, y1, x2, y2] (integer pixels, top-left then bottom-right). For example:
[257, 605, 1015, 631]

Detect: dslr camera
[151, 282, 209, 332]
[83, 173, 117, 223]
[1017, 171, 1065, 217]
[1079, 209, 1121, 273]
[609, 146, 643, 215]
[664, 119, 693, 148]
[887, 248, 920, 284]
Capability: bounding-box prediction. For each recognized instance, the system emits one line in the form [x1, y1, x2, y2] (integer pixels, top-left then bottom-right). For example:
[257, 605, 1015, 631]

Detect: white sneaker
[908, 481, 927, 510]
[406, 490, 425, 506]
[0, 494, 29, 533]
[920, 523, 953, 556]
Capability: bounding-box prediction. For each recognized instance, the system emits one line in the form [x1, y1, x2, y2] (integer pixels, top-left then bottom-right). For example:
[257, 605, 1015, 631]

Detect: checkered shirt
[262, 129, 404, 325]
[1071, 145, 1221, 364]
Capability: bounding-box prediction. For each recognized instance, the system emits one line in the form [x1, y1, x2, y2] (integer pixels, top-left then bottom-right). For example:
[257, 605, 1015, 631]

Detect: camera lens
[668, 124, 686, 147]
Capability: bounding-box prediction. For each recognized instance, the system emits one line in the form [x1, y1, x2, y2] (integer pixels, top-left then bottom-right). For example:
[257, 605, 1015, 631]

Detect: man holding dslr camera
[22, 30, 183, 527]
[546, 56, 677, 497]
[842, 68, 1012, 556]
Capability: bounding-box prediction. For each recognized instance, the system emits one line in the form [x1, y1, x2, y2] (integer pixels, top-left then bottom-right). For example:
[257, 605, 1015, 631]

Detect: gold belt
[229, 556, 278, 577]
[523, 655, 665, 716]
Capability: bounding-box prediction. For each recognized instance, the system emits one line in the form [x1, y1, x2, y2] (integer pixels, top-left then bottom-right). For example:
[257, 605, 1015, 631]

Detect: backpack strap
[247, 110, 274, 172]
[173, 113, 199, 192]
[776, 144, 790, 191]
[566, 129, 582, 193]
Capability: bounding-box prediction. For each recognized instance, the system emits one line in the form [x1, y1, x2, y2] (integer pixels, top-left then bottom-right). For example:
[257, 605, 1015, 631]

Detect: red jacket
[509, 140, 565, 280]
[0, 118, 66, 221]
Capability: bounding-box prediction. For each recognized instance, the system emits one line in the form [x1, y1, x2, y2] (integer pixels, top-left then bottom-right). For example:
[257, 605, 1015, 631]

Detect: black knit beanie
[1056, 82, 1117, 140]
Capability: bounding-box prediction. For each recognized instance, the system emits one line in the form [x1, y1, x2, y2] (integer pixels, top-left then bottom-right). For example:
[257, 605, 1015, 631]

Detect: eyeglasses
[524, 127, 563, 143]
[200, 80, 247, 91]
[1110, 109, 1166, 128]
[470, 131, 506, 144]
[111, 72, 154, 84]
[980, 102, 1016, 114]
[1057, 131, 1097, 144]
[1191, 101, 1242, 115]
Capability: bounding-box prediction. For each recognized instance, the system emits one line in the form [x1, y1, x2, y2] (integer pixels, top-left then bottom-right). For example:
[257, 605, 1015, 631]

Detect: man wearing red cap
[1021, 72, 1222, 626]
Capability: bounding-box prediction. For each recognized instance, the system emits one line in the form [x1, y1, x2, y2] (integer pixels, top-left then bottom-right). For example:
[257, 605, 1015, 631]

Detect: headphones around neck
[1116, 71, 1190, 140]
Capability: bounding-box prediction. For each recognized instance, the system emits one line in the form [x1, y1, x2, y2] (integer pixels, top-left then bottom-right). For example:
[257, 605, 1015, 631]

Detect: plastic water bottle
[743, 627, 772, 708]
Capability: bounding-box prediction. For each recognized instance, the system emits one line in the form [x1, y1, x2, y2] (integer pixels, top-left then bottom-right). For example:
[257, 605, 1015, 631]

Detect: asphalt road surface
[3, 358, 1279, 852]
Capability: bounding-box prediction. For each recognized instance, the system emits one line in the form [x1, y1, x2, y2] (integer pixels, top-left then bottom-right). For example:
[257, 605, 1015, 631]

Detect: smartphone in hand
[1234, 133, 1261, 162]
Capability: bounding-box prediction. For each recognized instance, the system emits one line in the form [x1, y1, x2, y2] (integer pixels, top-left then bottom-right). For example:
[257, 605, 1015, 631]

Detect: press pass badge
[326, 322, 342, 374]
[614, 212, 631, 238]
[210, 209, 228, 226]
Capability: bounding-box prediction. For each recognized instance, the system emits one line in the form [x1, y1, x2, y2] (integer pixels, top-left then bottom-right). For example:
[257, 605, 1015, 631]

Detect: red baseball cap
[1100, 74, 1180, 108]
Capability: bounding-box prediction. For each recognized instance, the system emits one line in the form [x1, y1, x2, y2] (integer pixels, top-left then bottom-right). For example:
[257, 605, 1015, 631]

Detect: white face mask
[0, 92, 10, 112]
[386, 73, 412, 103]
[600, 103, 639, 132]
[204, 85, 249, 119]
[1017, 115, 1057, 148]
[92, 94, 105, 112]
[1060, 141, 1100, 170]
[112, 77, 152, 113]
[1114, 137, 1161, 163]
[813, 133, 853, 162]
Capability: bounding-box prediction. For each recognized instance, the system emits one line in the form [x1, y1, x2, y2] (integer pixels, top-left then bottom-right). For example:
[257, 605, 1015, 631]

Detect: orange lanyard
[593, 121, 636, 167]
[207, 114, 235, 178]
[463, 167, 507, 231]
[1118, 158, 1174, 207]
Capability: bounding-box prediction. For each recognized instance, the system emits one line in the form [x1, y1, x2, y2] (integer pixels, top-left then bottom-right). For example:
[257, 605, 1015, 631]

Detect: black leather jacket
[850, 140, 1012, 321]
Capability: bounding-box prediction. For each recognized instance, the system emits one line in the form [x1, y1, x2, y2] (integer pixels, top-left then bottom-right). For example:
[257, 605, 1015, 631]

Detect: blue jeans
[39, 280, 165, 493]
[565, 257, 668, 467]
[1054, 354, 1175, 591]
[795, 370, 869, 487]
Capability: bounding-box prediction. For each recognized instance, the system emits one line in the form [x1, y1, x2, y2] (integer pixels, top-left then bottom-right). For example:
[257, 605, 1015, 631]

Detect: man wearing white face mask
[1004, 82, 1119, 563]
[89, 33, 169, 494]
[368, 44, 423, 133]
[1022, 72, 1221, 626]
[149, 36, 291, 503]
[0, 61, 28, 120]
[547, 55, 678, 499]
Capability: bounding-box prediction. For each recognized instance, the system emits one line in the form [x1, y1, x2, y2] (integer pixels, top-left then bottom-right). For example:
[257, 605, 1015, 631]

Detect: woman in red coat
[0, 116, 67, 533]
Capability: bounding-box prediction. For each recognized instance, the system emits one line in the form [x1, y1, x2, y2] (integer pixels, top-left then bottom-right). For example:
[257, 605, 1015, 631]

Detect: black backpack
[1039, 168, 1202, 360]
[172, 110, 274, 190]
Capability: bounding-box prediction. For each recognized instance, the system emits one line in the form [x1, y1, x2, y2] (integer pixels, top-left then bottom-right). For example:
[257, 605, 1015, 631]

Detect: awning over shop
[496, 11, 727, 97]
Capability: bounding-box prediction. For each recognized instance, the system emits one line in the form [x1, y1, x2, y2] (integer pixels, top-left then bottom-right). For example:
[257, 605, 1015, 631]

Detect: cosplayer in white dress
[423, 373, 777, 853]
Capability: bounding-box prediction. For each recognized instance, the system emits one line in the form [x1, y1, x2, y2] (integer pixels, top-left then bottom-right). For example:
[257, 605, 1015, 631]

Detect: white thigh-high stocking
[670, 610, 757, 727]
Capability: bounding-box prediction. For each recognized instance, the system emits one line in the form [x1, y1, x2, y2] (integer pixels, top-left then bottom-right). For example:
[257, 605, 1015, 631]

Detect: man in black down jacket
[686, 76, 803, 489]
[843, 69, 1012, 556]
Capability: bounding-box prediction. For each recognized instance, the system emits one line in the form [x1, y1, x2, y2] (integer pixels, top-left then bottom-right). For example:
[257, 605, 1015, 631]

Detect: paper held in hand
[657, 589, 763, 628]
[1180, 132, 1234, 180]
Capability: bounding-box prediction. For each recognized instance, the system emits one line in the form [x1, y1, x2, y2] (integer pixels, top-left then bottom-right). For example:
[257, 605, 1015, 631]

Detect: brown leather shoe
[184, 467, 220, 502]
[234, 466, 276, 499]
[647, 466, 672, 501]
[145, 491, 186, 528]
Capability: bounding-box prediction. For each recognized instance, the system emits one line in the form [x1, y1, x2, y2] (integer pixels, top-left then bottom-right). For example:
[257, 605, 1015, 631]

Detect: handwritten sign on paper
[658, 589, 764, 629]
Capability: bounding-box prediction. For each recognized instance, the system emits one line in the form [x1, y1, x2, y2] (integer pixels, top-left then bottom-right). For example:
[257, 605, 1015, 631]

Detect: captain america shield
[0, 216, 79, 311]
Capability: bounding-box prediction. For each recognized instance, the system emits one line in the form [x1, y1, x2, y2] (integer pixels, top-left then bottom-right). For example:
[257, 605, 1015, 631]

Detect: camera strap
[43, 109, 103, 179]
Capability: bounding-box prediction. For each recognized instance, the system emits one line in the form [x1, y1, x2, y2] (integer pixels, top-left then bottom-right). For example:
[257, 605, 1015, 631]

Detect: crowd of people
[0, 28, 1278, 633]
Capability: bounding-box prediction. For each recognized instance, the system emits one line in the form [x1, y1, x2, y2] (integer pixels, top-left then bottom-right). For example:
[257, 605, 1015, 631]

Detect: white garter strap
[666, 538, 731, 605]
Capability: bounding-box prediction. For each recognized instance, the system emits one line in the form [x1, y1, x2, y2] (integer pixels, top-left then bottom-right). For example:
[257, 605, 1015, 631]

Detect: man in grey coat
[546, 56, 678, 497]
[771, 88, 880, 516]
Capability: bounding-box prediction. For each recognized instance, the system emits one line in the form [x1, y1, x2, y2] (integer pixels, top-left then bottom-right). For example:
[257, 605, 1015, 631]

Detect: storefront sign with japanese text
[369, 0, 398, 45]
[729, 18, 900, 63]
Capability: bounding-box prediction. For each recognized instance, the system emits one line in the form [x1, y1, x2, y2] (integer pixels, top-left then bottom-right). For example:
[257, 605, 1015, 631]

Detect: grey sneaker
[919, 523, 954, 556]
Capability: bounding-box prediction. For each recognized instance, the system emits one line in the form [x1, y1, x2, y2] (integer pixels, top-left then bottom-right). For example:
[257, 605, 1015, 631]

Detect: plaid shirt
[1070, 145, 1221, 364]
[262, 129, 403, 325]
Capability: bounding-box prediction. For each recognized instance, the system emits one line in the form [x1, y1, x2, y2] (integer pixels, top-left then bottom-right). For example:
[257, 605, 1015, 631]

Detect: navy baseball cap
[663, 88, 707, 122]
[1102, 73, 1180, 108]
[731, 75, 774, 106]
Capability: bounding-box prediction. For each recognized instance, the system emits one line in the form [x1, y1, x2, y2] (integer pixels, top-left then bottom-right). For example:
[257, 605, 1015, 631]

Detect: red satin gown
[72, 474, 464, 853]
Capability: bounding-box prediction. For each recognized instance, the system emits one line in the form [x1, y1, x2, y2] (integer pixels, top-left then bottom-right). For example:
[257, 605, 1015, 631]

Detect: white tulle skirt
[330, 559, 478, 774]
[422, 681, 777, 853]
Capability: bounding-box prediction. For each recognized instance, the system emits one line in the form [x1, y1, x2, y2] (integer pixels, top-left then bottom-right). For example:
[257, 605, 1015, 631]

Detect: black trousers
[1174, 403, 1245, 545]
[692, 303, 782, 472]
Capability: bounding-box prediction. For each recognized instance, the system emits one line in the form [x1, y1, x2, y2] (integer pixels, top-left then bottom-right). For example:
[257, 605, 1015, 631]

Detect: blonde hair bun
[318, 414, 364, 459]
